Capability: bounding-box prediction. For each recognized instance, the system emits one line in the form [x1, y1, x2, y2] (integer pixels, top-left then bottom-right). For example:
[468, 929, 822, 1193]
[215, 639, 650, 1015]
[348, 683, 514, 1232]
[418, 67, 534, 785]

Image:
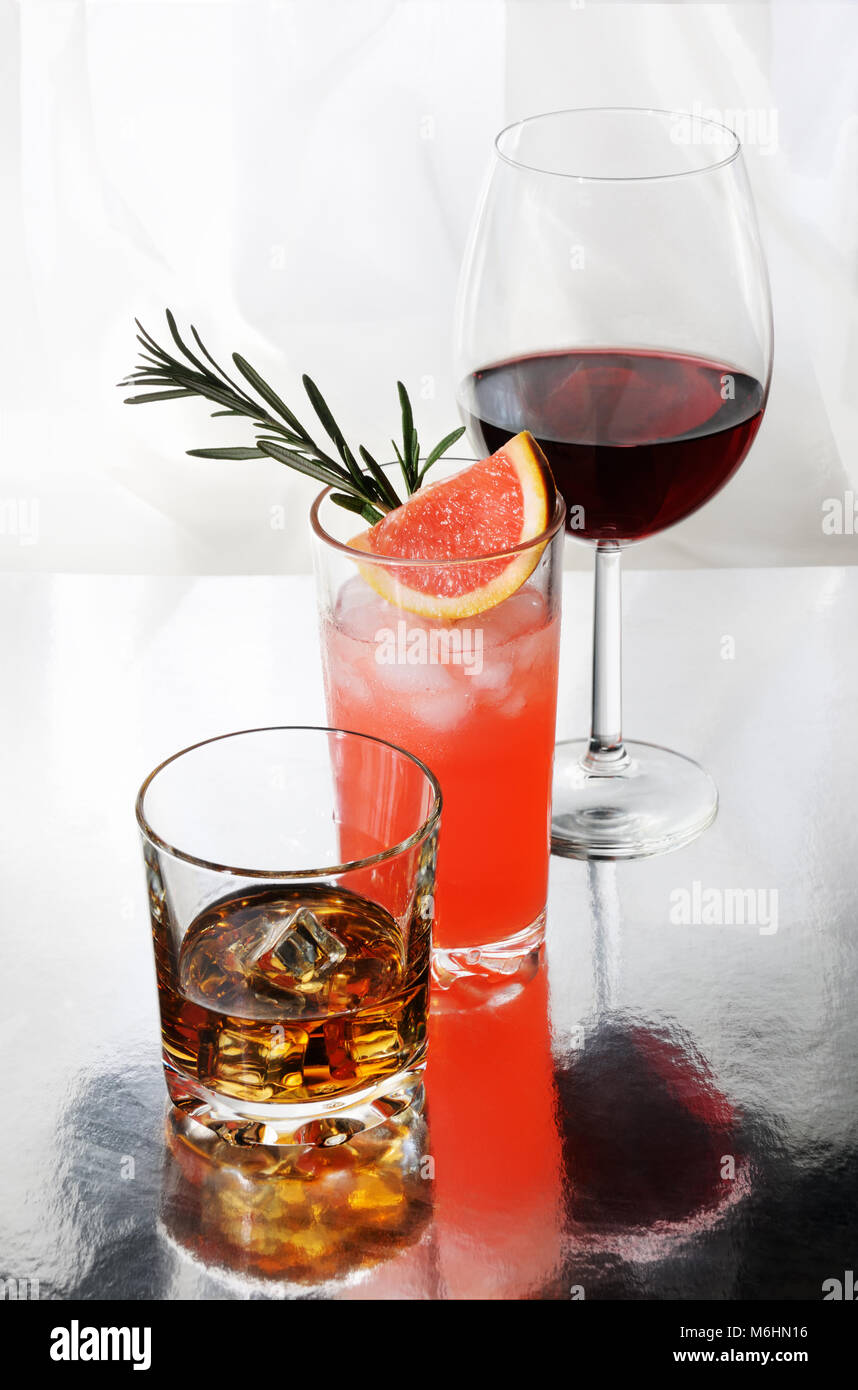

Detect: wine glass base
[551, 740, 718, 860]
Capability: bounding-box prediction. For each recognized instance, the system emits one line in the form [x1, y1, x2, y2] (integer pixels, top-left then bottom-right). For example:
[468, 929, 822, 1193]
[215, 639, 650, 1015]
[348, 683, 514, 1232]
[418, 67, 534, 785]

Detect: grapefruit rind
[349, 432, 556, 621]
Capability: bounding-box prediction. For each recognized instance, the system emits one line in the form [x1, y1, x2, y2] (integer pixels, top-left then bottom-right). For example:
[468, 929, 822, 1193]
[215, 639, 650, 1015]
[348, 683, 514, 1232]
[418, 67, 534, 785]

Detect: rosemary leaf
[397, 381, 416, 491]
[187, 446, 265, 460]
[190, 325, 256, 405]
[409, 425, 419, 478]
[123, 388, 197, 404]
[134, 322, 173, 363]
[233, 353, 316, 445]
[331, 493, 384, 524]
[256, 439, 353, 490]
[419, 425, 466, 481]
[165, 308, 213, 379]
[359, 446, 403, 510]
[301, 376, 362, 476]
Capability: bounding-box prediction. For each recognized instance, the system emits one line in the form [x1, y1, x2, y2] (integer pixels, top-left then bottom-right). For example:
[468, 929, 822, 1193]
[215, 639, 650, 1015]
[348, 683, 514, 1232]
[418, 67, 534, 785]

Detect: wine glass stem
[586, 541, 629, 770]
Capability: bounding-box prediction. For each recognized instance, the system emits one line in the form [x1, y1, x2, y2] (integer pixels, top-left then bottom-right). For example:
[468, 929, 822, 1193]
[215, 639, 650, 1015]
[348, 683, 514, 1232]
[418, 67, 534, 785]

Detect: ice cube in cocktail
[322, 577, 560, 959]
[312, 438, 565, 973]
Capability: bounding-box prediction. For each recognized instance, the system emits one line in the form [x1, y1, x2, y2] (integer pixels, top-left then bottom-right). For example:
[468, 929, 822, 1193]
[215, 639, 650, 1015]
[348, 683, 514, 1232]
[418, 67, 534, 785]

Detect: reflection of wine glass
[555, 863, 750, 1264]
[556, 1016, 750, 1262]
[455, 108, 773, 859]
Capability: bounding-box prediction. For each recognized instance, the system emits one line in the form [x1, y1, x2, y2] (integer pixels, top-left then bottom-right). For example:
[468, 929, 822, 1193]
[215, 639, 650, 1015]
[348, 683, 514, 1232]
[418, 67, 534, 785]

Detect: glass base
[432, 910, 545, 987]
[551, 740, 718, 860]
[164, 1058, 425, 1148]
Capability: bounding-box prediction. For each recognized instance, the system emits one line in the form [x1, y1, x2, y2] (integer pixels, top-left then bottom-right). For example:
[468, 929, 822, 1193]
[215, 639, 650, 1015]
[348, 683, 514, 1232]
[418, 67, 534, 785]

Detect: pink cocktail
[312, 467, 565, 977]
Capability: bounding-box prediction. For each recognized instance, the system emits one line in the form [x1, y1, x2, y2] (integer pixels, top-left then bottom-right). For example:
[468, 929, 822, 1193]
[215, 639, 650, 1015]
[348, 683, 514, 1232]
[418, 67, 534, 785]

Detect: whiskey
[156, 883, 430, 1111]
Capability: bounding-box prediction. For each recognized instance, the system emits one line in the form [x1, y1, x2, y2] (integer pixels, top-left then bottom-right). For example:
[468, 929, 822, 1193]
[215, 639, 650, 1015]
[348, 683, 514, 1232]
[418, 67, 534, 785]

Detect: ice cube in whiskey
[156, 883, 429, 1111]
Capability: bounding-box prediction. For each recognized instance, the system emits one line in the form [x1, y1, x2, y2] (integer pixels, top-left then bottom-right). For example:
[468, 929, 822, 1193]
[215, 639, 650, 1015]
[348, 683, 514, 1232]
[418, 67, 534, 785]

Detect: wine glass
[454, 107, 773, 858]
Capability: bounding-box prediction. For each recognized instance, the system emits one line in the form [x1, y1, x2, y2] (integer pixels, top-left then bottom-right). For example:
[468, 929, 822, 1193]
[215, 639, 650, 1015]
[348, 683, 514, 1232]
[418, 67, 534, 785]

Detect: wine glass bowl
[455, 108, 773, 859]
[459, 348, 766, 544]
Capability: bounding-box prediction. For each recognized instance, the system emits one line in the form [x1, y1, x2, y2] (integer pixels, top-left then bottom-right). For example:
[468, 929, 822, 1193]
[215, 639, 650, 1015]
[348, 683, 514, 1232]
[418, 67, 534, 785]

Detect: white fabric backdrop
[1, 0, 856, 573]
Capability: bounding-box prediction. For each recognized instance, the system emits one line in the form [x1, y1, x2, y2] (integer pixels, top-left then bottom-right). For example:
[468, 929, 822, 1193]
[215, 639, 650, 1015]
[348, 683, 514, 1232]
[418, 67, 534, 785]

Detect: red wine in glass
[454, 108, 773, 858]
[460, 348, 765, 542]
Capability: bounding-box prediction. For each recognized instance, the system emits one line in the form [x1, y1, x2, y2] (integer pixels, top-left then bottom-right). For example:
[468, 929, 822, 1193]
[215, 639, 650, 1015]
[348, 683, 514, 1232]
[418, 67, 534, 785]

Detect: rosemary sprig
[119, 310, 465, 522]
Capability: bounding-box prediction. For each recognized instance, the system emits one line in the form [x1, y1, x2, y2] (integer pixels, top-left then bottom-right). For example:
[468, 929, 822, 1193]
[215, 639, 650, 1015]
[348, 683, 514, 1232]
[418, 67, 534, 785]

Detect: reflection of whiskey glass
[137, 727, 440, 1147]
[159, 1108, 434, 1292]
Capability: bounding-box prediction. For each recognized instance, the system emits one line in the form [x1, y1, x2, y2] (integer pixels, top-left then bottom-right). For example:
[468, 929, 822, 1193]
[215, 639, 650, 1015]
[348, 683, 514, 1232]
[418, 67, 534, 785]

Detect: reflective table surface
[1, 568, 855, 1299]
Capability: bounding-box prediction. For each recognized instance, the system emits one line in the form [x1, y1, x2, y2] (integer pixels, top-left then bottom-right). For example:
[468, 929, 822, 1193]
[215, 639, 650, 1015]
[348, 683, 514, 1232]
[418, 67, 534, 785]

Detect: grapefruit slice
[349, 432, 556, 620]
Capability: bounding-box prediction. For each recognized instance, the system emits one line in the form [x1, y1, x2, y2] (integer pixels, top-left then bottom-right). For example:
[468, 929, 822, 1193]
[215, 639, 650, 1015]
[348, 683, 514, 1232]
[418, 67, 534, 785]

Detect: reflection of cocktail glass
[427, 967, 564, 1295]
[312, 463, 565, 980]
[456, 108, 773, 860]
[137, 726, 440, 1146]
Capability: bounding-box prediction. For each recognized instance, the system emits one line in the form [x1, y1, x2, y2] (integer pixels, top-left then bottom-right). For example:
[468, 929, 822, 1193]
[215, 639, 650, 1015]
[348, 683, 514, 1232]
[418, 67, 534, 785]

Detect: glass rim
[311, 457, 566, 565]
[494, 106, 742, 183]
[136, 725, 442, 879]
